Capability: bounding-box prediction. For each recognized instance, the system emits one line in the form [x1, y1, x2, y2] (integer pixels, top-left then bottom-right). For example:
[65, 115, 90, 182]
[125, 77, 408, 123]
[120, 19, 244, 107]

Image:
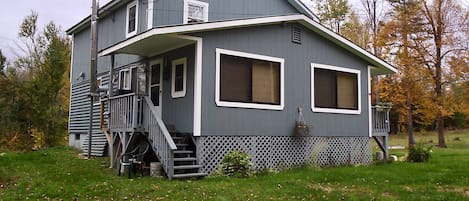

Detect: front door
[149, 59, 163, 117]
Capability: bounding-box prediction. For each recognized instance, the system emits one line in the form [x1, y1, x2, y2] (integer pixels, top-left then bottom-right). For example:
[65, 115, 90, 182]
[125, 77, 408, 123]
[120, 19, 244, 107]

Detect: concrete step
[172, 172, 207, 179]
[173, 165, 202, 170]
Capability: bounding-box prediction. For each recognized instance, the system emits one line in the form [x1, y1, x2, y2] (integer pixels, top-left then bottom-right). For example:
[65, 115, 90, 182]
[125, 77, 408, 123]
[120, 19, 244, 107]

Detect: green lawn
[1, 131, 469, 201]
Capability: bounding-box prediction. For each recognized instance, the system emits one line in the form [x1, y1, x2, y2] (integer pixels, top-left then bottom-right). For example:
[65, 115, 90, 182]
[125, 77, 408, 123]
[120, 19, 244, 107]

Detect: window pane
[337, 72, 358, 109]
[151, 64, 160, 85]
[128, 6, 136, 33]
[131, 68, 137, 92]
[188, 4, 204, 20]
[220, 54, 252, 103]
[220, 54, 281, 105]
[252, 60, 280, 104]
[314, 68, 337, 108]
[151, 86, 160, 106]
[174, 64, 184, 92]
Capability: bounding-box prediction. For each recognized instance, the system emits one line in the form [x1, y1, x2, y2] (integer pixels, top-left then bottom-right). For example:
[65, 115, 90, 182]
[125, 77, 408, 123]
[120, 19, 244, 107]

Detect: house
[66, 0, 395, 179]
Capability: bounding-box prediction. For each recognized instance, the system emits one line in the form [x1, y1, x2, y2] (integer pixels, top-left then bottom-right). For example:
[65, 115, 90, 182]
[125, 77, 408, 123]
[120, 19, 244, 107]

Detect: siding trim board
[98, 14, 396, 75]
[367, 66, 373, 138]
[311, 63, 361, 115]
[215, 48, 285, 111]
[147, 0, 153, 30]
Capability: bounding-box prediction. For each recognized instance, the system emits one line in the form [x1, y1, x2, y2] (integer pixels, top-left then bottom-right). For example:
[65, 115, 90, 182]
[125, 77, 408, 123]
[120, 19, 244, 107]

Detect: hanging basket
[294, 107, 310, 136]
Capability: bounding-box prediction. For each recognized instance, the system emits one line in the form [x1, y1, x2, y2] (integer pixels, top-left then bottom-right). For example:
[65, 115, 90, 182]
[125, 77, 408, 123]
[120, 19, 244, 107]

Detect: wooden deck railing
[372, 105, 391, 135]
[142, 96, 177, 179]
[108, 93, 138, 131]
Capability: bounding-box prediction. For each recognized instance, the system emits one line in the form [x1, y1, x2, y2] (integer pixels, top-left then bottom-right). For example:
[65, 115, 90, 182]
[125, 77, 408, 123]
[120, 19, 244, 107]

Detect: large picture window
[126, 0, 138, 38]
[216, 49, 284, 110]
[311, 63, 361, 114]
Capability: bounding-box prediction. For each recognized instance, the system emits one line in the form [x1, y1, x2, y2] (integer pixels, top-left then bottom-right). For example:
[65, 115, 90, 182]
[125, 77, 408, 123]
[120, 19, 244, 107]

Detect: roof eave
[66, 0, 128, 35]
[98, 14, 397, 74]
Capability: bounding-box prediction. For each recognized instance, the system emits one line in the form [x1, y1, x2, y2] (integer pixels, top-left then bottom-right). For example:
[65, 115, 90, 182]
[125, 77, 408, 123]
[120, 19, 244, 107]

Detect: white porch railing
[141, 96, 177, 179]
[372, 105, 391, 135]
[108, 93, 138, 131]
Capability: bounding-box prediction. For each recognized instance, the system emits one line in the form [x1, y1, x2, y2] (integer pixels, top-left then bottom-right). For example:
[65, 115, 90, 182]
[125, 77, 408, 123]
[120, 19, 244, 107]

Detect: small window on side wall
[119, 69, 132, 90]
[126, 0, 138, 38]
[311, 63, 361, 114]
[183, 0, 209, 24]
[171, 58, 187, 98]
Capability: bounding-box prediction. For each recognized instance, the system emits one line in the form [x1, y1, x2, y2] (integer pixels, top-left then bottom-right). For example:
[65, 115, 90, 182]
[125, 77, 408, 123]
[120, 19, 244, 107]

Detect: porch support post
[383, 136, 389, 160]
[109, 132, 115, 168]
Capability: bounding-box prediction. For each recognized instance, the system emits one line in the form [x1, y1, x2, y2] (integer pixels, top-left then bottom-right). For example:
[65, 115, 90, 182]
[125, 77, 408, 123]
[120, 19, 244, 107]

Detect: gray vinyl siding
[69, 76, 109, 156]
[194, 23, 370, 137]
[159, 45, 196, 133]
[204, 0, 298, 21]
[152, 0, 299, 27]
[153, 0, 184, 27]
[71, 0, 145, 85]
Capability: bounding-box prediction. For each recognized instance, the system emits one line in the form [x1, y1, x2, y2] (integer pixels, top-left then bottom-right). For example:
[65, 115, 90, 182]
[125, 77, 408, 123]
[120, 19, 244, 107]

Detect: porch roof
[99, 14, 397, 75]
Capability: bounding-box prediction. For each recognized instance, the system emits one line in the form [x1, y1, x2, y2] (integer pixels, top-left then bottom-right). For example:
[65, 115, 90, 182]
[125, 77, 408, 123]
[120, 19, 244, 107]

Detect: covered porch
[98, 33, 205, 180]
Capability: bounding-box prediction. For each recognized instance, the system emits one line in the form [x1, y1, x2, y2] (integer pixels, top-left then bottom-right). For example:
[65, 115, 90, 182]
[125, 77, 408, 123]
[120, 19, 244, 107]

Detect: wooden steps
[170, 133, 206, 179]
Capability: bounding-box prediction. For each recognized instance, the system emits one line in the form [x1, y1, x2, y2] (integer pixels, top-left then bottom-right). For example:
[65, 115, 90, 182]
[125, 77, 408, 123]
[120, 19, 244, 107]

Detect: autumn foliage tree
[416, 0, 469, 147]
[313, 0, 351, 33]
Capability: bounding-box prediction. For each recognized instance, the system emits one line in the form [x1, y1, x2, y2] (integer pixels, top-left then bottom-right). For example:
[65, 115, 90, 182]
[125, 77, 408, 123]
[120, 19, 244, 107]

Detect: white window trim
[119, 69, 132, 90]
[147, 0, 153, 30]
[171, 58, 187, 98]
[215, 48, 285, 111]
[125, 0, 139, 38]
[97, 76, 104, 88]
[183, 0, 209, 24]
[311, 63, 361, 115]
[367, 66, 372, 137]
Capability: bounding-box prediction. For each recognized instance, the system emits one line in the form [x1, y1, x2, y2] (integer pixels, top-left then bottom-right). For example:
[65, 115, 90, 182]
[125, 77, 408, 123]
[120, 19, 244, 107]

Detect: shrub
[217, 151, 253, 178]
[407, 143, 432, 162]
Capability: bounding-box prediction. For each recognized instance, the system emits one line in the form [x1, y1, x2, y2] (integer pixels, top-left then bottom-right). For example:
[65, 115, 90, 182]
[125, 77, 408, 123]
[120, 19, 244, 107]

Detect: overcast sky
[0, 0, 110, 61]
[0, 0, 467, 61]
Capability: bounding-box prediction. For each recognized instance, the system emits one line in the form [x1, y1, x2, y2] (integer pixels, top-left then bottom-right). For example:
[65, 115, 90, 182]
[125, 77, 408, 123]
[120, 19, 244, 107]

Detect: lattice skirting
[196, 136, 372, 174]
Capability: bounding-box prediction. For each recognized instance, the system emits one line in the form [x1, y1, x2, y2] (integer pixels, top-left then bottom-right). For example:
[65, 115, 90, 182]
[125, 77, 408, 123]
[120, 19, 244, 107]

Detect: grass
[1, 131, 468, 200]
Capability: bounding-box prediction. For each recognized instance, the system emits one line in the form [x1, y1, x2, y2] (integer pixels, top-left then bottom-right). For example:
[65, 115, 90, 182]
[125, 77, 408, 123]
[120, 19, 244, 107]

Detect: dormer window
[126, 0, 138, 38]
[183, 0, 209, 24]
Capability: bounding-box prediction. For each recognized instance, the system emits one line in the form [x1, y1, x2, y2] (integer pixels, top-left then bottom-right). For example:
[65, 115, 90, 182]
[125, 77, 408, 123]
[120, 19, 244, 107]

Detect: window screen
[314, 68, 358, 110]
[128, 5, 137, 33]
[174, 64, 185, 92]
[220, 54, 280, 105]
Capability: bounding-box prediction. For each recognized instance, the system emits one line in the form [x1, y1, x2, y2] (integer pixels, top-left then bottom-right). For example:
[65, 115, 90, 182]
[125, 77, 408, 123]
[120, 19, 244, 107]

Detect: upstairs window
[216, 49, 284, 110]
[183, 0, 209, 24]
[311, 63, 361, 114]
[126, 0, 138, 38]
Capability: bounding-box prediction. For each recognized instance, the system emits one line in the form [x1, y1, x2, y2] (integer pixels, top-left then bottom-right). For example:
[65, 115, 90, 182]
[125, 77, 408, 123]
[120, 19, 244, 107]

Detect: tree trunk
[437, 113, 446, 147]
[406, 89, 415, 148]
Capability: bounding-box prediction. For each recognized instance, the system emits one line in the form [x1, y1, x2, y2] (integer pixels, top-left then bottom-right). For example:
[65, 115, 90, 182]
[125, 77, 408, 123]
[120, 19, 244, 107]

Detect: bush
[407, 143, 432, 162]
[217, 151, 253, 178]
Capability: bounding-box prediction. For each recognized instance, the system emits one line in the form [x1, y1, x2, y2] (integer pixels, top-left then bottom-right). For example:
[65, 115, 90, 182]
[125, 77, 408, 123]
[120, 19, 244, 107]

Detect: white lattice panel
[196, 136, 372, 174]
